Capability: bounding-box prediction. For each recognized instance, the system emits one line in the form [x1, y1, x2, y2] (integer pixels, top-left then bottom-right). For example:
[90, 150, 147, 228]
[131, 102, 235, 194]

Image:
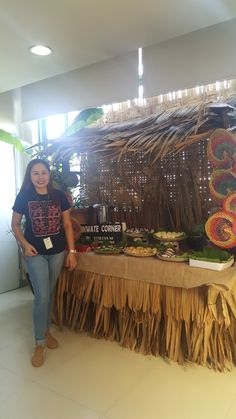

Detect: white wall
[21, 51, 138, 121]
[18, 18, 236, 122]
[0, 142, 19, 293]
[0, 90, 25, 292]
[144, 18, 236, 97]
[0, 91, 15, 129]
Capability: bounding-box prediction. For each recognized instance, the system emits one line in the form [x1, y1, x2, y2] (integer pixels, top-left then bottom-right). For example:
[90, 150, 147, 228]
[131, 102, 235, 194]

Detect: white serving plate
[189, 258, 234, 271]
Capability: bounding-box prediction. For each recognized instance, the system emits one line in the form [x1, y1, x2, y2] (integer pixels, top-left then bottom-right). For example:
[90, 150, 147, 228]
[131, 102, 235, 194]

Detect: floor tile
[37, 338, 153, 412]
[0, 380, 100, 419]
[105, 362, 236, 419]
[0, 328, 96, 382]
[0, 365, 28, 406]
[225, 395, 236, 419]
[1, 286, 236, 419]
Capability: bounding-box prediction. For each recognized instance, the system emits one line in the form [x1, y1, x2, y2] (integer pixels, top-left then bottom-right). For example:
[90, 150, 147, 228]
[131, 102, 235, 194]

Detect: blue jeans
[25, 251, 65, 345]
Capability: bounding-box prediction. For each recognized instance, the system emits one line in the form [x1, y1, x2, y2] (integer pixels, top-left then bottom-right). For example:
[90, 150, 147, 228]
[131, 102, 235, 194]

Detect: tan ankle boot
[31, 345, 46, 367]
[45, 331, 59, 349]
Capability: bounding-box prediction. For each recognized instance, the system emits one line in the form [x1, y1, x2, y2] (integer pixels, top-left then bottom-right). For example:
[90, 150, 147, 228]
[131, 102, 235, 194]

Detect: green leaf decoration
[65, 107, 104, 137]
[191, 246, 232, 262]
[188, 223, 206, 238]
[0, 129, 25, 152]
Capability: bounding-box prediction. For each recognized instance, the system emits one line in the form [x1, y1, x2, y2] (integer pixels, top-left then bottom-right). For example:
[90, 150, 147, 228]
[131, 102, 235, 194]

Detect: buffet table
[54, 253, 236, 371]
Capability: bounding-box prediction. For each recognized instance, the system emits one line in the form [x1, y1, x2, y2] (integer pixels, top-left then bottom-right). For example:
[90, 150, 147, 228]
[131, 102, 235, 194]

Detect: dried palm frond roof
[34, 100, 236, 165]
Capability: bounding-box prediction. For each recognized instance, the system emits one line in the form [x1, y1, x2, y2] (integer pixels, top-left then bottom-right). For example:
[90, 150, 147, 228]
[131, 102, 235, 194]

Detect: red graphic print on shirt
[28, 200, 61, 237]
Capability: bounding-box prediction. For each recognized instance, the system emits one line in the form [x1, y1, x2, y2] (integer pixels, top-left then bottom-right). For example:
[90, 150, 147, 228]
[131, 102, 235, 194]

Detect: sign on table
[80, 223, 123, 244]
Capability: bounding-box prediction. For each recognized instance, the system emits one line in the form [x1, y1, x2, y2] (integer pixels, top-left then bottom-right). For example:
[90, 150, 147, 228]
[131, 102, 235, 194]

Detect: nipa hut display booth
[38, 99, 236, 371]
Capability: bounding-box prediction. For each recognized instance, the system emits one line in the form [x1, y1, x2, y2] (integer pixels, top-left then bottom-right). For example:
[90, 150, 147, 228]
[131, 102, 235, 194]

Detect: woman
[11, 158, 78, 367]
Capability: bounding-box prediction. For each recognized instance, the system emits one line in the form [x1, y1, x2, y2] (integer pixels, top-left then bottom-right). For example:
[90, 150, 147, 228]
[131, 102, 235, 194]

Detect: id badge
[43, 237, 53, 250]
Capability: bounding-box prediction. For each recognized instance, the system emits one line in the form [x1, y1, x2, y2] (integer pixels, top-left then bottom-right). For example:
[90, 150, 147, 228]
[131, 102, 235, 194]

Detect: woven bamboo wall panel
[80, 138, 211, 230]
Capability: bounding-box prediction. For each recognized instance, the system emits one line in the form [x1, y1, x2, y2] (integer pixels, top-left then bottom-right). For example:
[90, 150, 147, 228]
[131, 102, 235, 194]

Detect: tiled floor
[0, 287, 236, 419]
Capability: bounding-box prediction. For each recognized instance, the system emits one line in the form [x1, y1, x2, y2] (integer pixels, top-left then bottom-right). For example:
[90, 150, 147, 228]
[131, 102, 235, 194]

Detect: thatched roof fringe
[36, 101, 236, 164]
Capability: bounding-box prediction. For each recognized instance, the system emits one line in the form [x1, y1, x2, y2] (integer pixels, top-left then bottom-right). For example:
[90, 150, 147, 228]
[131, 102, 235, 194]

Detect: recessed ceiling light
[29, 45, 52, 56]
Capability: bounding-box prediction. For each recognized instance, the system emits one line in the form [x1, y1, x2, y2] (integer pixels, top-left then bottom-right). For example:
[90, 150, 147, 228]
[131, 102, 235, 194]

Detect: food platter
[156, 254, 189, 262]
[124, 250, 157, 257]
[94, 248, 123, 255]
[125, 232, 144, 238]
[153, 234, 188, 242]
[124, 247, 157, 257]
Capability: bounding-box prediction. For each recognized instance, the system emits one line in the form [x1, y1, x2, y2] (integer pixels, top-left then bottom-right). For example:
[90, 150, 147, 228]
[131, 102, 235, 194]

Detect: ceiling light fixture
[29, 45, 52, 56]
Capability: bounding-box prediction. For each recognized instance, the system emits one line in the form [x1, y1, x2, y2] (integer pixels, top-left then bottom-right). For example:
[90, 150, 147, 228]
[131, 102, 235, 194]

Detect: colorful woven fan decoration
[205, 129, 236, 248]
[205, 211, 236, 248]
[223, 193, 236, 215]
[207, 128, 236, 171]
[209, 169, 236, 202]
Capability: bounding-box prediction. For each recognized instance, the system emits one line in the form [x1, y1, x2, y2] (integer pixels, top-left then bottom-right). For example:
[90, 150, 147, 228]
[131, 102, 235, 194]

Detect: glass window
[67, 111, 79, 126]
[46, 114, 67, 140]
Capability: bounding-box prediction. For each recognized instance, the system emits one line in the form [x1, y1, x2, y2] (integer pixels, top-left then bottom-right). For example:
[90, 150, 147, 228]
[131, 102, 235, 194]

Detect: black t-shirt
[12, 188, 71, 255]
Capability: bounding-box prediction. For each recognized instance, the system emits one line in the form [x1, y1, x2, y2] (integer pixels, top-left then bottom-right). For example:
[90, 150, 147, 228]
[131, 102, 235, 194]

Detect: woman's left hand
[65, 252, 78, 271]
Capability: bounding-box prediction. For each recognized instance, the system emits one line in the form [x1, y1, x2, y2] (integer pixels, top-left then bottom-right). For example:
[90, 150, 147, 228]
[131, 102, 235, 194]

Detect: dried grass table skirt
[54, 254, 236, 371]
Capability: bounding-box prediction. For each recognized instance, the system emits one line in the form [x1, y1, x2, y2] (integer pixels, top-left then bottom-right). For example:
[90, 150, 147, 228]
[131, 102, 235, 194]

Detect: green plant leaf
[188, 223, 206, 238]
[191, 246, 232, 262]
[0, 129, 25, 152]
[65, 107, 104, 136]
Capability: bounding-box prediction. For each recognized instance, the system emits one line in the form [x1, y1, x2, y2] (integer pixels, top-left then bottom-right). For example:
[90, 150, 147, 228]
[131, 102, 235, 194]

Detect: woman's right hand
[24, 243, 38, 256]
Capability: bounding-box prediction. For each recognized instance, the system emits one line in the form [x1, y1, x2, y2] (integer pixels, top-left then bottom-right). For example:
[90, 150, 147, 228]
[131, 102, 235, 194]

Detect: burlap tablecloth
[76, 253, 236, 290]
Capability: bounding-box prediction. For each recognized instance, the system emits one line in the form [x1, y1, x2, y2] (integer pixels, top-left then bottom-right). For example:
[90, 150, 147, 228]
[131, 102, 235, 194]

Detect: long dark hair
[20, 158, 55, 195]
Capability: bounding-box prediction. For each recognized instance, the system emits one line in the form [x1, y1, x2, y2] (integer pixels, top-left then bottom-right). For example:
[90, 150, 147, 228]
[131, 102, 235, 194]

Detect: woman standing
[11, 159, 78, 367]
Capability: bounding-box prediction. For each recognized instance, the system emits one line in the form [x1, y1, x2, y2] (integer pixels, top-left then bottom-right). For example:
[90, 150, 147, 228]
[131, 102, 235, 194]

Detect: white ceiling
[0, 0, 236, 94]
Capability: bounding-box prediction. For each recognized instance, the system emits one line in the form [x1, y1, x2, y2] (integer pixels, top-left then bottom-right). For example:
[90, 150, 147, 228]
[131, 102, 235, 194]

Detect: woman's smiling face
[30, 163, 50, 193]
